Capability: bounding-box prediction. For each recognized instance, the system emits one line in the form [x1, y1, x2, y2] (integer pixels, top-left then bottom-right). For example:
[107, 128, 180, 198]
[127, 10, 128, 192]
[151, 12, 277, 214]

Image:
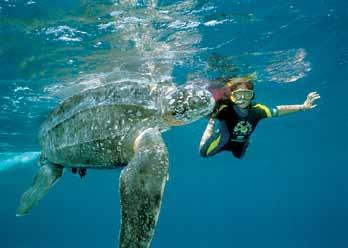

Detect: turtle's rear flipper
[78, 168, 87, 179]
[16, 159, 63, 217]
[119, 128, 169, 248]
[71, 167, 77, 174]
[71, 168, 87, 179]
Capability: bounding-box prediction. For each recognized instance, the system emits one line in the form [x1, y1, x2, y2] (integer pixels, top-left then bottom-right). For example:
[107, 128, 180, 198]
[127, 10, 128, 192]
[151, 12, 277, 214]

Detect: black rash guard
[200, 101, 273, 158]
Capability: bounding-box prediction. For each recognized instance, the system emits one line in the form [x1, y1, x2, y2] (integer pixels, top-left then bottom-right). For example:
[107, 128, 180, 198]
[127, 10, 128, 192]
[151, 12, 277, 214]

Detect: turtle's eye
[171, 103, 188, 116]
[189, 97, 200, 105]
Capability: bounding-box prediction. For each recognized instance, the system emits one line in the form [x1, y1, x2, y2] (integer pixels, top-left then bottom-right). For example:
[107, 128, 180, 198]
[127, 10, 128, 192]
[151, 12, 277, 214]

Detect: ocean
[1, 0, 347, 247]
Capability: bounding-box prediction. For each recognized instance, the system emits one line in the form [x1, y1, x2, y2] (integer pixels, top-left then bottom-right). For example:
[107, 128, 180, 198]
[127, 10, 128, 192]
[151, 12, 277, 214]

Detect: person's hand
[303, 92, 320, 110]
[208, 106, 219, 118]
[209, 111, 218, 118]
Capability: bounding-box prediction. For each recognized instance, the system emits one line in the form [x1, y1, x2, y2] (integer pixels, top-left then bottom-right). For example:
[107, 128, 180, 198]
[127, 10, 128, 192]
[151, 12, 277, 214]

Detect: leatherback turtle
[17, 81, 215, 248]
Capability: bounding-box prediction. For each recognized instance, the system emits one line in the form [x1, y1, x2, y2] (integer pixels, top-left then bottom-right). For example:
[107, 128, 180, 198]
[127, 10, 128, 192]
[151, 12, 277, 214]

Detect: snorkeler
[199, 75, 320, 158]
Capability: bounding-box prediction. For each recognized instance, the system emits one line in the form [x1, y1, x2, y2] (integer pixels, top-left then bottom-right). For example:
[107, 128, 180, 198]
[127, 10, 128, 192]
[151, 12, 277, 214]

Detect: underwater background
[1, 0, 347, 247]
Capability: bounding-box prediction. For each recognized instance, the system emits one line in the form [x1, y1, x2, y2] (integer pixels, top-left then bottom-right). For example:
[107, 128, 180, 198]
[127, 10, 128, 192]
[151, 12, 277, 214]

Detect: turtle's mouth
[162, 107, 207, 126]
[161, 112, 186, 126]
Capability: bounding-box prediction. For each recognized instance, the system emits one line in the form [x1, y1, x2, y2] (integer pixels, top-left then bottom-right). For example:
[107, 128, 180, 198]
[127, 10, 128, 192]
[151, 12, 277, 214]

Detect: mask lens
[244, 91, 253, 99]
[232, 90, 253, 101]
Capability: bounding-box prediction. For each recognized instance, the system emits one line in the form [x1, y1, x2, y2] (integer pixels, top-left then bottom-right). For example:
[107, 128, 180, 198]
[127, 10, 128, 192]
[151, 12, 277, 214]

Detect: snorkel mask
[230, 89, 254, 103]
[225, 73, 256, 104]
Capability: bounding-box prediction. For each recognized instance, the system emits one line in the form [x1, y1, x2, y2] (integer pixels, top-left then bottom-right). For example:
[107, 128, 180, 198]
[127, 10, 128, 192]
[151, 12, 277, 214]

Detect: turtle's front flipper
[119, 128, 169, 248]
[16, 159, 64, 217]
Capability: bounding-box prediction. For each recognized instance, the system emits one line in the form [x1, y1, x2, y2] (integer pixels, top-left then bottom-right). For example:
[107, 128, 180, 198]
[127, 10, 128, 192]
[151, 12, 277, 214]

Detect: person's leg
[230, 141, 249, 159]
[199, 120, 229, 157]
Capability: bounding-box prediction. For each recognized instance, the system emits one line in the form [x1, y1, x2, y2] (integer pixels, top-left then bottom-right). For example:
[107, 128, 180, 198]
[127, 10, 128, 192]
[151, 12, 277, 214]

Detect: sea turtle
[16, 80, 215, 248]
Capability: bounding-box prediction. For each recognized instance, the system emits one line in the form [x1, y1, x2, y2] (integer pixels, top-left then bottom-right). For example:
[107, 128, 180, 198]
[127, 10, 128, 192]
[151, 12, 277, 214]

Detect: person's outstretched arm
[274, 92, 320, 117]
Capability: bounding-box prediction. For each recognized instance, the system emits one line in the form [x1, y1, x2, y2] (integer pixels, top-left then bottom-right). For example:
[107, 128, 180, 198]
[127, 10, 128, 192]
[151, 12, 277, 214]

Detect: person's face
[230, 85, 254, 109]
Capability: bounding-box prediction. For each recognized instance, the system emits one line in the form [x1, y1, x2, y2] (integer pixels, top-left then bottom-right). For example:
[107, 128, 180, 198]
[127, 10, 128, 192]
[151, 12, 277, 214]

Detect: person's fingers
[309, 93, 321, 101]
[309, 95, 320, 101]
[305, 92, 320, 107]
[310, 104, 318, 109]
[308, 92, 317, 97]
[310, 97, 320, 103]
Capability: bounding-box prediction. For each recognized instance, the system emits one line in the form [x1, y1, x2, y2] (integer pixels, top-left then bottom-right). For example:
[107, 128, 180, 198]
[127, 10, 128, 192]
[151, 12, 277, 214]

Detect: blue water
[1, 0, 348, 247]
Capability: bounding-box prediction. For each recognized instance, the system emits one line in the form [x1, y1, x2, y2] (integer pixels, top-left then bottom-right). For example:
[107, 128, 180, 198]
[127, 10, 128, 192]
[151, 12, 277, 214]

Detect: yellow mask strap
[230, 95, 236, 103]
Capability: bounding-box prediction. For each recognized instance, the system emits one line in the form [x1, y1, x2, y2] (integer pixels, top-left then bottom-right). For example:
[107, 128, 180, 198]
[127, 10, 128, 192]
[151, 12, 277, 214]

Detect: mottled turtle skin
[38, 81, 214, 169]
[17, 80, 215, 248]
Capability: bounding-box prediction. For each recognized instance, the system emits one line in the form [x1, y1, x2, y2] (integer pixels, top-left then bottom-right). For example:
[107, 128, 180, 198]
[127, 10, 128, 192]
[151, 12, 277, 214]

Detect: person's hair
[207, 75, 255, 103]
[224, 78, 254, 92]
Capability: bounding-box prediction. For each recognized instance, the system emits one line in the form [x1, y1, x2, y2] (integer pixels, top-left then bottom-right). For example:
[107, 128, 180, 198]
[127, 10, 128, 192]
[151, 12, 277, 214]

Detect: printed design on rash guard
[232, 120, 253, 141]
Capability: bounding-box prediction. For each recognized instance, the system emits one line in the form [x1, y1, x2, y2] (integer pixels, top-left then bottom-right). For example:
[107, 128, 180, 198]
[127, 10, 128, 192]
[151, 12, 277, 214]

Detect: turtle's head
[161, 84, 215, 126]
